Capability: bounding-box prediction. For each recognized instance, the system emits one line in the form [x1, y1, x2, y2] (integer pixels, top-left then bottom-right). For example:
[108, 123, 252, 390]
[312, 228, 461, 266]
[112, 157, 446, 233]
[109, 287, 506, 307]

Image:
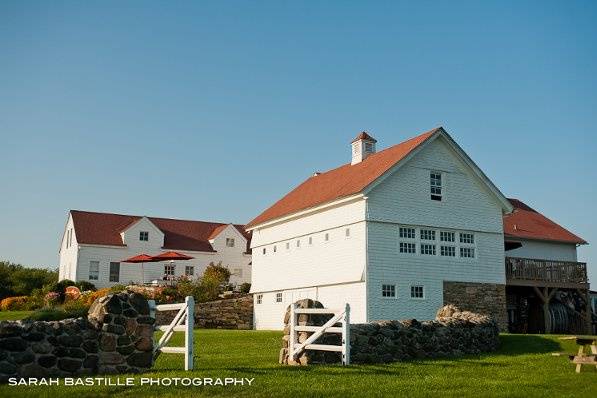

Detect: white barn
[247, 128, 589, 331]
[58, 210, 252, 289]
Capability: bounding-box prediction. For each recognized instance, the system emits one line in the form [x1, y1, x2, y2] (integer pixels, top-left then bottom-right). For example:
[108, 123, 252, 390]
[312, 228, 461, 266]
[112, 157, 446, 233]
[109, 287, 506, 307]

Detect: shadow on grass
[497, 334, 561, 356]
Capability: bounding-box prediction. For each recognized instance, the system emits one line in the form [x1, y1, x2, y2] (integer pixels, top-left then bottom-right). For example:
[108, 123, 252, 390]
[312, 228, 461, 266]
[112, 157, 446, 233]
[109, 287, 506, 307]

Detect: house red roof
[352, 131, 377, 143]
[247, 128, 440, 228]
[503, 199, 586, 245]
[70, 210, 251, 253]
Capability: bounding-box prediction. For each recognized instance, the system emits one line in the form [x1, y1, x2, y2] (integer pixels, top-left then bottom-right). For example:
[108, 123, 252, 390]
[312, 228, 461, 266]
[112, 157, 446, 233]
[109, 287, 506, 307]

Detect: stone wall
[156, 295, 253, 330]
[0, 291, 155, 381]
[279, 299, 500, 365]
[443, 281, 507, 331]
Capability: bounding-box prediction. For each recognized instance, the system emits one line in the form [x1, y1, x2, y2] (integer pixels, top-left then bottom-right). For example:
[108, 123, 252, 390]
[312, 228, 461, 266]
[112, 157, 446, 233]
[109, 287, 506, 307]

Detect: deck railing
[505, 257, 588, 285]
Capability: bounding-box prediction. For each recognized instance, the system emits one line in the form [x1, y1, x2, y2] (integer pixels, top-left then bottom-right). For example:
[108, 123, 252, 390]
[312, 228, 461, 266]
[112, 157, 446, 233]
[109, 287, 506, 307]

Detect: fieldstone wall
[280, 299, 500, 365]
[443, 281, 507, 331]
[0, 291, 155, 382]
[156, 295, 253, 330]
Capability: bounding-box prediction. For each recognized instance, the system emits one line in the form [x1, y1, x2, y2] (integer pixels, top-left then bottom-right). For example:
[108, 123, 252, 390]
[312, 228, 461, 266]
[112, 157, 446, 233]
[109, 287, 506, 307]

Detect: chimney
[351, 131, 377, 165]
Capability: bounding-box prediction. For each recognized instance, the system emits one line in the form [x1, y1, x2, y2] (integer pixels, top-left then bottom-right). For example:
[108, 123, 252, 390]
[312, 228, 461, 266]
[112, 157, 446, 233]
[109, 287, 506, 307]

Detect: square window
[226, 238, 235, 247]
[399, 227, 415, 239]
[164, 264, 175, 276]
[420, 243, 436, 255]
[411, 285, 424, 299]
[459, 233, 475, 244]
[185, 266, 194, 276]
[276, 292, 283, 303]
[89, 261, 99, 281]
[399, 242, 416, 253]
[139, 231, 149, 241]
[430, 172, 442, 201]
[440, 231, 455, 242]
[440, 246, 456, 257]
[460, 247, 475, 258]
[256, 294, 263, 304]
[382, 284, 396, 298]
[109, 262, 120, 282]
[420, 229, 435, 240]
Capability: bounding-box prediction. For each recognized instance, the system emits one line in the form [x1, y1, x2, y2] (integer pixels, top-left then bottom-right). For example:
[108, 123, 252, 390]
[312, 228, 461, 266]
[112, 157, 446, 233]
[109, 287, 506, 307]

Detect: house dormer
[351, 131, 377, 165]
[120, 216, 164, 248]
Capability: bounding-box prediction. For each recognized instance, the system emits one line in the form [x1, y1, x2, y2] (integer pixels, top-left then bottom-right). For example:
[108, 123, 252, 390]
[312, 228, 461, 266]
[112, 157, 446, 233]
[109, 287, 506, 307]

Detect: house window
[420, 243, 436, 255]
[399, 227, 415, 239]
[226, 238, 235, 247]
[185, 266, 194, 276]
[399, 242, 416, 254]
[286, 242, 290, 250]
[459, 233, 475, 244]
[256, 294, 263, 304]
[440, 246, 456, 257]
[139, 231, 149, 241]
[345, 228, 350, 237]
[460, 247, 475, 258]
[382, 284, 396, 298]
[276, 292, 283, 303]
[164, 263, 176, 276]
[430, 172, 442, 201]
[324, 233, 329, 242]
[89, 261, 99, 280]
[440, 231, 455, 242]
[420, 229, 435, 240]
[411, 285, 424, 299]
[109, 262, 120, 282]
[308, 237, 313, 245]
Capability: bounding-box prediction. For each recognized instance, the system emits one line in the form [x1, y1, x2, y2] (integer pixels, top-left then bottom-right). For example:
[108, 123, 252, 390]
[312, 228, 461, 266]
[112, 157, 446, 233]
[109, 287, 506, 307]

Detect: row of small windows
[399, 242, 475, 258]
[399, 227, 474, 244]
[255, 293, 282, 304]
[261, 228, 350, 255]
[398, 226, 476, 259]
[382, 284, 425, 299]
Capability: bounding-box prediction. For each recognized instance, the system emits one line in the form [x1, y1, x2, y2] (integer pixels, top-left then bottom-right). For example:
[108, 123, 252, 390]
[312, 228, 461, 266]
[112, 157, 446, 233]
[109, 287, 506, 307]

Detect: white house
[247, 128, 589, 332]
[58, 210, 252, 288]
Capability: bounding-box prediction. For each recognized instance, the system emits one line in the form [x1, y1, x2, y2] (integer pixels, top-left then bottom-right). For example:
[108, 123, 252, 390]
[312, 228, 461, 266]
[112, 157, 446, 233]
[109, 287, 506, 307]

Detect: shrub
[62, 299, 90, 318]
[46, 279, 77, 294]
[110, 284, 127, 293]
[203, 262, 231, 284]
[45, 291, 61, 306]
[75, 281, 96, 292]
[0, 296, 30, 311]
[80, 288, 110, 306]
[27, 308, 71, 321]
[0, 261, 58, 300]
[239, 283, 251, 294]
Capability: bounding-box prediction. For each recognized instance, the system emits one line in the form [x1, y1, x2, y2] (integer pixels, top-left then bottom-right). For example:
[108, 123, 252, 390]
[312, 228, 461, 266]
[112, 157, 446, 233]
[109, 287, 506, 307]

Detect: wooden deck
[505, 257, 589, 289]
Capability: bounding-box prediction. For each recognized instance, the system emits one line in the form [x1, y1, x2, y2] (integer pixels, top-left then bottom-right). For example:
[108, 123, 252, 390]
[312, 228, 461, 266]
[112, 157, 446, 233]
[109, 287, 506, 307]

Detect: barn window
[276, 292, 283, 303]
[420, 243, 436, 255]
[459, 233, 475, 244]
[440, 231, 455, 242]
[420, 229, 435, 240]
[226, 238, 235, 247]
[308, 236, 313, 245]
[324, 233, 329, 242]
[286, 242, 290, 250]
[399, 227, 415, 239]
[382, 284, 396, 298]
[399, 242, 416, 254]
[256, 294, 263, 304]
[139, 231, 149, 241]
[410, 285, 425, 299]
[460, 247, 475, 258]
[262, 248, 266, 255]
[440, 246, 456, 257]
[430, 172, 442, 201]
[345, 228, 350, 237]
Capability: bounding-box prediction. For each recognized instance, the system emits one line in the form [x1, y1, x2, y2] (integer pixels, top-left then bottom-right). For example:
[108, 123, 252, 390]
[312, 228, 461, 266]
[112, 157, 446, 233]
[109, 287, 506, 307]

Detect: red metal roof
[247, 128, 440, 228]
[503, 199, 587, 245]
[70, 210, 251, 252]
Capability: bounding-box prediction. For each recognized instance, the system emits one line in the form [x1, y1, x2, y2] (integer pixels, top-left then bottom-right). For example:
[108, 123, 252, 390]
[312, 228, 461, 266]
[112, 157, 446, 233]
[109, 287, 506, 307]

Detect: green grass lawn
[0, 311, 33, 321]
[1, 328, 596, 397]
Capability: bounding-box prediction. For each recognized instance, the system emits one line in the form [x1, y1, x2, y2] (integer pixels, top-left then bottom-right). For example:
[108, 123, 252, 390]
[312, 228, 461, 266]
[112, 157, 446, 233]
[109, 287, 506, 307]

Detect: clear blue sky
[1, 1, 596, 280]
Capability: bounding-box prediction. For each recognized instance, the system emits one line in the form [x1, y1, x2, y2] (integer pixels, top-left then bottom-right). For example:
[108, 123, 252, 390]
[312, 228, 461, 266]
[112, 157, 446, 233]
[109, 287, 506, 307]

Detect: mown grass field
[0, 314, 596, 397]
[0, 311, 33, 321]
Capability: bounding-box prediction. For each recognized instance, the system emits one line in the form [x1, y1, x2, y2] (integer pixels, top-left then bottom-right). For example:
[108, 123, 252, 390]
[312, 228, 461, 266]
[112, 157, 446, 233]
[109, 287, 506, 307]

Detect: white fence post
[342, 303, 350, 365]
[185, 296, 194, 370]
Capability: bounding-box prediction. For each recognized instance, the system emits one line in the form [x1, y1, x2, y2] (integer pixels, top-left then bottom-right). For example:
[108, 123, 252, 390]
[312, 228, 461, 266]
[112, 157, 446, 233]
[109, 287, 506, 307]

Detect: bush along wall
[0, 291, 155, 381]
[280, 300, 500, 365]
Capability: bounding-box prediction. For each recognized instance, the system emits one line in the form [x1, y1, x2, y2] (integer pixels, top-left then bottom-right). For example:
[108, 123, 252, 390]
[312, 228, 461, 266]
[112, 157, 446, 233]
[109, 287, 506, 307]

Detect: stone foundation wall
[156, 295, 253, 330]
[443, 281, 507, 331]
[280, 300, 500, 365]
[0, 291, 155, 381]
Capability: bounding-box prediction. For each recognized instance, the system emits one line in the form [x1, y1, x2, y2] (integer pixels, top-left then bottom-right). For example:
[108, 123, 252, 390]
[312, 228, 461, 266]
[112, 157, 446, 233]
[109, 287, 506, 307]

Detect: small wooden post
[289, 303, 296, 361]
[184, 296, 194, 370]
[342, 303, 351, 366]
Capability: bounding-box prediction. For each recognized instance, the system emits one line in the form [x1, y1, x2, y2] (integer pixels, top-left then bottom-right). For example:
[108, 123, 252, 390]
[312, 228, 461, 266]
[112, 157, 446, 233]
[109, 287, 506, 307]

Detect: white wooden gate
[289, 303, 350, 365]
[148, 296, 195, 370]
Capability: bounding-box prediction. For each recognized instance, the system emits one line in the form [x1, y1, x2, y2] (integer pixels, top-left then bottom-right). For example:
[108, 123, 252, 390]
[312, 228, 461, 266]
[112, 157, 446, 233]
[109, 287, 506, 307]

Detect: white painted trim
[246, 194, 365, 231]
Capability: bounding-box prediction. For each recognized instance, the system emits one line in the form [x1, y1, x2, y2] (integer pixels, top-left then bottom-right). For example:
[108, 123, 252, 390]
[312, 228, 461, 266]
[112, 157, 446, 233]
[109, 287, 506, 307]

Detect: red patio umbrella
[151, 251, 194, 283]
[151, 251, 194, 261]
[122, 254, 160, 284]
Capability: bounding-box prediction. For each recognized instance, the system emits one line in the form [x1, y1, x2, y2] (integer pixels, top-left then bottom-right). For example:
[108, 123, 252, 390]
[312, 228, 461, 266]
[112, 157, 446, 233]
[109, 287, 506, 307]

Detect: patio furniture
[559, 335, 597, 372]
